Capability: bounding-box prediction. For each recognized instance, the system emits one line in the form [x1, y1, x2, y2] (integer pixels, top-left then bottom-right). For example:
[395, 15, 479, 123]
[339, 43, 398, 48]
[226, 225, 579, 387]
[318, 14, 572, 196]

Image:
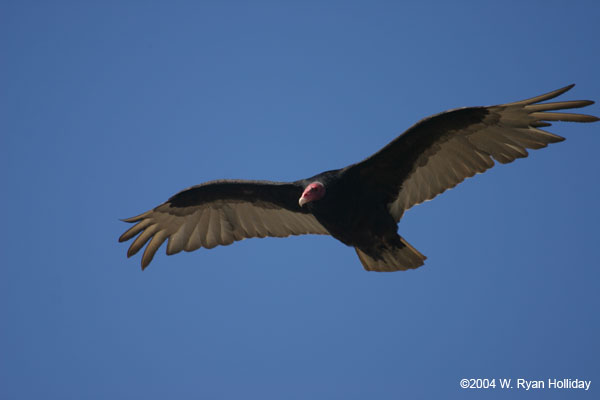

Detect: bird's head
[299, 181, 326, 207]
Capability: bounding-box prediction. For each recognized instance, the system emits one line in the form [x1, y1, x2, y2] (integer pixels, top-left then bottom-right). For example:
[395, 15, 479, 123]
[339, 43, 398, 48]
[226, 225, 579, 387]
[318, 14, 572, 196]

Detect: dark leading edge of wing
[119, 180, 329, 269]
[349, 84, 599, 221]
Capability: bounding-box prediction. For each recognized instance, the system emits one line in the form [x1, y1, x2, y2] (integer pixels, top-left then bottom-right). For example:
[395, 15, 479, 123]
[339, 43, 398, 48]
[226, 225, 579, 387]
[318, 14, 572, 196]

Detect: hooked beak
[299, 196, 308, 207]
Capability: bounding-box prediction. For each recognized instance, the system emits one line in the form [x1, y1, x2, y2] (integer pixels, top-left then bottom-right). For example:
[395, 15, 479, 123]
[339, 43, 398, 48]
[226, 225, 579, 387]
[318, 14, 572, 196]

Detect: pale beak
[299, 196, 308, 207]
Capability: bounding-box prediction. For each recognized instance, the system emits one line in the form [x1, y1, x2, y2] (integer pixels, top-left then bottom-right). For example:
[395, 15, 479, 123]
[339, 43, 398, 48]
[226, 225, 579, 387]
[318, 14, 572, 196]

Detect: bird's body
[299, 168, 426, 271]
[120, 85, 598, 271]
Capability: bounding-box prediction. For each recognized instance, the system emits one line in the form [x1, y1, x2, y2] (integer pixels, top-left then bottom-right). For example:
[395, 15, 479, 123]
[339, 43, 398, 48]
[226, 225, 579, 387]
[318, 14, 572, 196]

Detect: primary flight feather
[119, 84, 598, 271]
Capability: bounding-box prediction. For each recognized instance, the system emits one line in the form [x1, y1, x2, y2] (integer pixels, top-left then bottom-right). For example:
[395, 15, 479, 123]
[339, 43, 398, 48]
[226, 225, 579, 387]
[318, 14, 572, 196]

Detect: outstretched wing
[119, 180, 329, 269]
[349, 84, 598, 221]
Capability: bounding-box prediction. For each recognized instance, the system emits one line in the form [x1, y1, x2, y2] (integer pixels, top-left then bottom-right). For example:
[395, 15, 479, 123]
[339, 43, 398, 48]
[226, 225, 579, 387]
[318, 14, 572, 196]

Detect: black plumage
[119, 85, 598, 271]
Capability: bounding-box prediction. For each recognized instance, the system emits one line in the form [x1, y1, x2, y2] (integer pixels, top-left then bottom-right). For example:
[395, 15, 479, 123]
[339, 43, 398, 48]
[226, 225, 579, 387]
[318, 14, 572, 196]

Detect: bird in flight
[119, 84, 598, 271]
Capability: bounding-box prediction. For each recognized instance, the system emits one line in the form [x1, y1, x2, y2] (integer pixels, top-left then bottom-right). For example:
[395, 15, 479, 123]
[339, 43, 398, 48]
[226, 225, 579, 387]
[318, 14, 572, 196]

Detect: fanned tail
[355, 237, 426, 272]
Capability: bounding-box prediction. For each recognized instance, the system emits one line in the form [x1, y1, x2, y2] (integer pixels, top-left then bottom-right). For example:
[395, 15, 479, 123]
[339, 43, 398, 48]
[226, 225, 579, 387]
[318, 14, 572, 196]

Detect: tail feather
[355, 237, 426, 272]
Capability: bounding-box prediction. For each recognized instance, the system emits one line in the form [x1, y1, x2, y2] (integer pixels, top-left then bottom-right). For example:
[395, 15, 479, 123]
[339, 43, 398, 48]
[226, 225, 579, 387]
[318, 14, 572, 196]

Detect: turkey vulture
[119, 84, 598, 271]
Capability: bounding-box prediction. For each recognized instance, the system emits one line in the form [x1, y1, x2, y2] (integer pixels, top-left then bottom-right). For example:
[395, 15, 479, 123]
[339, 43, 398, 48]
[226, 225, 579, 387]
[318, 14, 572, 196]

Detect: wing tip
[557, 83, 576, 95]
[141, 250, 154, 270]
[509, 83, 577, 106]
[121, 210, 152, 223]
[587, 115, 600, 122]
[126, 246, 137, 258]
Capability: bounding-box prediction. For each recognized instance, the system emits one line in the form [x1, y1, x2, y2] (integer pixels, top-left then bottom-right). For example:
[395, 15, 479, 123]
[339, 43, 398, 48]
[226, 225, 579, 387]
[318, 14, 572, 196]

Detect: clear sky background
[1, 1, 599, 399]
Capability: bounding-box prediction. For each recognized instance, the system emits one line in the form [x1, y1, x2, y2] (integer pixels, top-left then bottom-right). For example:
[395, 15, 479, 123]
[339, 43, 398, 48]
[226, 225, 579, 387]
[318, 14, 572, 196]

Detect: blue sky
[1, 1, 599, 399]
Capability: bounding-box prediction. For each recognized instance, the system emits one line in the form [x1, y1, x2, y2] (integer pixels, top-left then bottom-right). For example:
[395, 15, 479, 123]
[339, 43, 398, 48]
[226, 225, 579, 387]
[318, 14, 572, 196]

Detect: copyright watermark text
[459, 378, 591, 391]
